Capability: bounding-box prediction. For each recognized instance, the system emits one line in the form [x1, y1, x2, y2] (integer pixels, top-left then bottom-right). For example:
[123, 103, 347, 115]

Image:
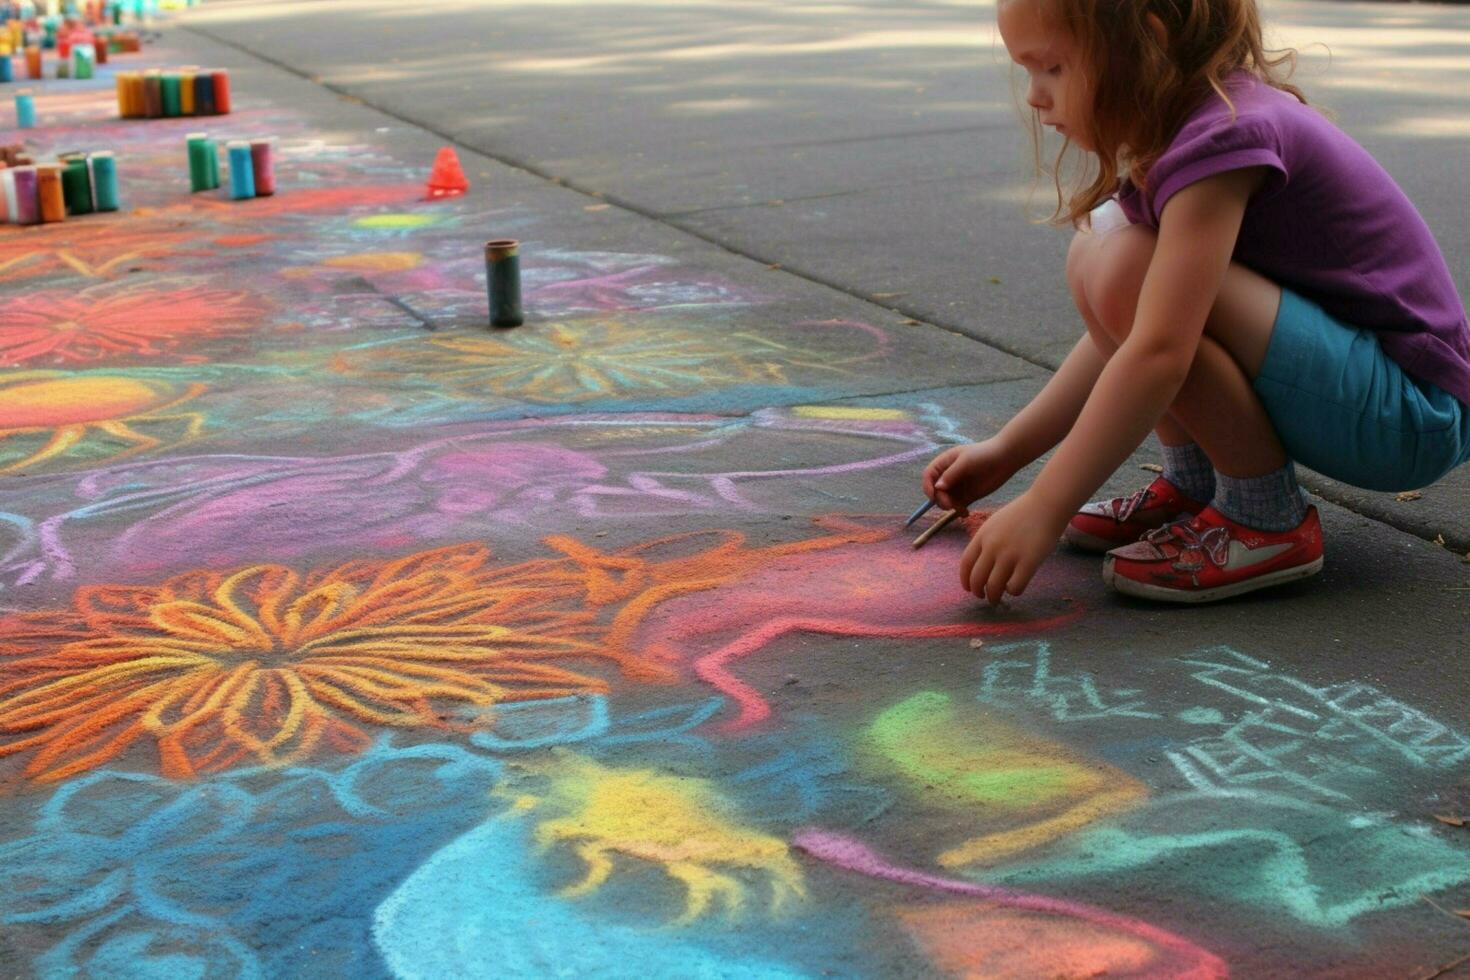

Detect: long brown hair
[1016, 0, 1307, 226]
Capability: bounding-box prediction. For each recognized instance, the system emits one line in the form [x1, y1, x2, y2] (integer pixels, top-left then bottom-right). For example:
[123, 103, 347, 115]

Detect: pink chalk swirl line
[792, 828, 1228, 980]
[698, 610, 1083, 732]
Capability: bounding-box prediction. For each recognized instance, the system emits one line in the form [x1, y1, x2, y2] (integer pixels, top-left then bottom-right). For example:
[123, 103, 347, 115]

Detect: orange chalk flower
[1, 284, 265, 366]
[0, 544, 655, 783]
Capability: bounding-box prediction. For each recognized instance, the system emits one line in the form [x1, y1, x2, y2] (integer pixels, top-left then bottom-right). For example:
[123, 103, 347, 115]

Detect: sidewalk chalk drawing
[0, 373, 207, 476]
[2, 283, 269, 367]
[0, 518, 1076, 784]
[0, 407, 939, 587]
[2, 42, 1467, 980]
[867, 691, 1148, 867]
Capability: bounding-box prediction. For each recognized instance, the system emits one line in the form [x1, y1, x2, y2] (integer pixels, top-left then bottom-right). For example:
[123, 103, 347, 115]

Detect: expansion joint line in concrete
[182, 25, 1460, 555]
[658, 171, 994, 220]
[184, 25, 1053, 371]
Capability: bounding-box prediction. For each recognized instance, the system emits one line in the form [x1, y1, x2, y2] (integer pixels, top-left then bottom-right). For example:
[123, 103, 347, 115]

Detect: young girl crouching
[923, 0, 1470, 603]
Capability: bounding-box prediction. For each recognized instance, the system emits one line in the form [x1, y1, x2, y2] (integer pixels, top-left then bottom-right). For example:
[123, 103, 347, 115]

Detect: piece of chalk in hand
[905, 499, 936, 527]
[912, 509, 959, 550]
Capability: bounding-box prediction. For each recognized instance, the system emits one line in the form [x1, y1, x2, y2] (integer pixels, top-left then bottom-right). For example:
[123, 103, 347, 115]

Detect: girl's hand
[921, 438, 1021, 515]
[958, 491, 1070, 604]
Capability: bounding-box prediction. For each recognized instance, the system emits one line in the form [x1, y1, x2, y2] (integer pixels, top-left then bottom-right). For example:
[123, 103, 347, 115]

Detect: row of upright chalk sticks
[116, 67, 230, 117]
[0, 42, 111, 81]
[0, 150, 118, 224]
[188, 132, 273, 198]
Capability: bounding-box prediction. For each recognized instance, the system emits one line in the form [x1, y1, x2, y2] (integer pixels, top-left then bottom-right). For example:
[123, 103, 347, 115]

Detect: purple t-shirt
[1117, 73, 1470, 407]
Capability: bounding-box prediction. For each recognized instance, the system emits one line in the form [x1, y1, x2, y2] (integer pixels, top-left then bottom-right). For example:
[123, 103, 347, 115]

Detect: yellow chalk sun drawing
[0, 372, 206, 475]
[521, 752, 806, 924]
[331, 318, 850, 405]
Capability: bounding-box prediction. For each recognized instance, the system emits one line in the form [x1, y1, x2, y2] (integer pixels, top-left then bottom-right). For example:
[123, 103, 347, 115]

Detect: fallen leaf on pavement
[1397, 491, 1423, 502]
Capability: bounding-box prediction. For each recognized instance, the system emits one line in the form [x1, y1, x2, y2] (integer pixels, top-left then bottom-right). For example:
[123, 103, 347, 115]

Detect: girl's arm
[998, 332, 1108, 463]
[1027, 168, 1263, 517]
[923, 335, 1106, 513]
[959, 167, 1262, 602]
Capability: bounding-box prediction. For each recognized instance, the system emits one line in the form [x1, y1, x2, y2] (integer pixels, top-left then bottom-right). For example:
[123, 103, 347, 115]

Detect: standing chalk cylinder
[72, 43, 92, 79]
[1, 168, 17, 224]
[36, 163, 65, 222]
[89, 151, 118, 211]
[11, 164, 39, 225]
[485, 239, 524, 327]
[248, 137, 274, 196]
[226, 140, 254, 200]
[15, 90, 35, 127]
[186, 132, 210, 191]
[192, 70, 213, 115]
[127, 71, 146, 117]
[160, 71, 180, 116]
[210, 69, 230, 114]
[0, 53, 13, 83]
[61, 154, 92, 214]
[143, 70, 161, 117]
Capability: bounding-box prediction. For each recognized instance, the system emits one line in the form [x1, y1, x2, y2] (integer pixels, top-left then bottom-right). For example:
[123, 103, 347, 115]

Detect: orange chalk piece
[118, 72, 134, 116]
[36, 164, 66, 223]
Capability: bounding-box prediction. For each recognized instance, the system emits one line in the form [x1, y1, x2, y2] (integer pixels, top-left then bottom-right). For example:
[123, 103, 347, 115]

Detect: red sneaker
[1102, 505, 1324, 603]
[1063, 477, 1208, 553]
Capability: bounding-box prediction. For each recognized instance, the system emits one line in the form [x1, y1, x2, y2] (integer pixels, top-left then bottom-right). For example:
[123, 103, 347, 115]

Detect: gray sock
[1161, 442, 1215, 502]
[1212, 464, 1310, 532]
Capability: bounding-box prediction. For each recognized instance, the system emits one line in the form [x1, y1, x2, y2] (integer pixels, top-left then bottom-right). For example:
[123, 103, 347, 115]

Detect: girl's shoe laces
[1143, 518, 1231, 571]
[1111, 487, 1155, 523]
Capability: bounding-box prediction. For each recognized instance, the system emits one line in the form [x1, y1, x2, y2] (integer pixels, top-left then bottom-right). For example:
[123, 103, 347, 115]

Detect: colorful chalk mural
[3, 36, 1470, 980]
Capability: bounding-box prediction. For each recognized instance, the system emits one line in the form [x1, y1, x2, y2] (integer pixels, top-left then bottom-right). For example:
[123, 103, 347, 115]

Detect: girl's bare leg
[1065, 220, 1286, 478]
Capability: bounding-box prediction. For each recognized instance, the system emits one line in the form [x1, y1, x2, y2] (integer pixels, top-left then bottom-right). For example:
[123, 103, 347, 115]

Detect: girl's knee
[1065, 229, 1096, 303]
[1083, 225, 1157, 337]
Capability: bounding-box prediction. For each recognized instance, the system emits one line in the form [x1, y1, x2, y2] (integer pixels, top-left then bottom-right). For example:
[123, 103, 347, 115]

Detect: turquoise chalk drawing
[467, 694, 724, 754]
[979, 640, 1163, 721]
[979, 642, 1470, 801]
[0, 737, 504, 978]
[1172, 646, 1470, 796]
[372, 815, 810, 980]
[990, 790, 1470, 929]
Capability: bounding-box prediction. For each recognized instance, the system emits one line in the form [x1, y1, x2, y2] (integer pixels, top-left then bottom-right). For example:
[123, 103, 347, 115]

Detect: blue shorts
[1253, 289, 1470, 491]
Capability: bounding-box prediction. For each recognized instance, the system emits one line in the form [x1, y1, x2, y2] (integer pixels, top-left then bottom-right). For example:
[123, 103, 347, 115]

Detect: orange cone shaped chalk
[424, 146, 470, 200]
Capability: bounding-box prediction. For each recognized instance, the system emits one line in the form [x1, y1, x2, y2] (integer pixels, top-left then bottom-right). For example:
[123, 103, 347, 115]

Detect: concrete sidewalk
[184, 0, 1470, 554]
[1, 8, 1468, 978]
